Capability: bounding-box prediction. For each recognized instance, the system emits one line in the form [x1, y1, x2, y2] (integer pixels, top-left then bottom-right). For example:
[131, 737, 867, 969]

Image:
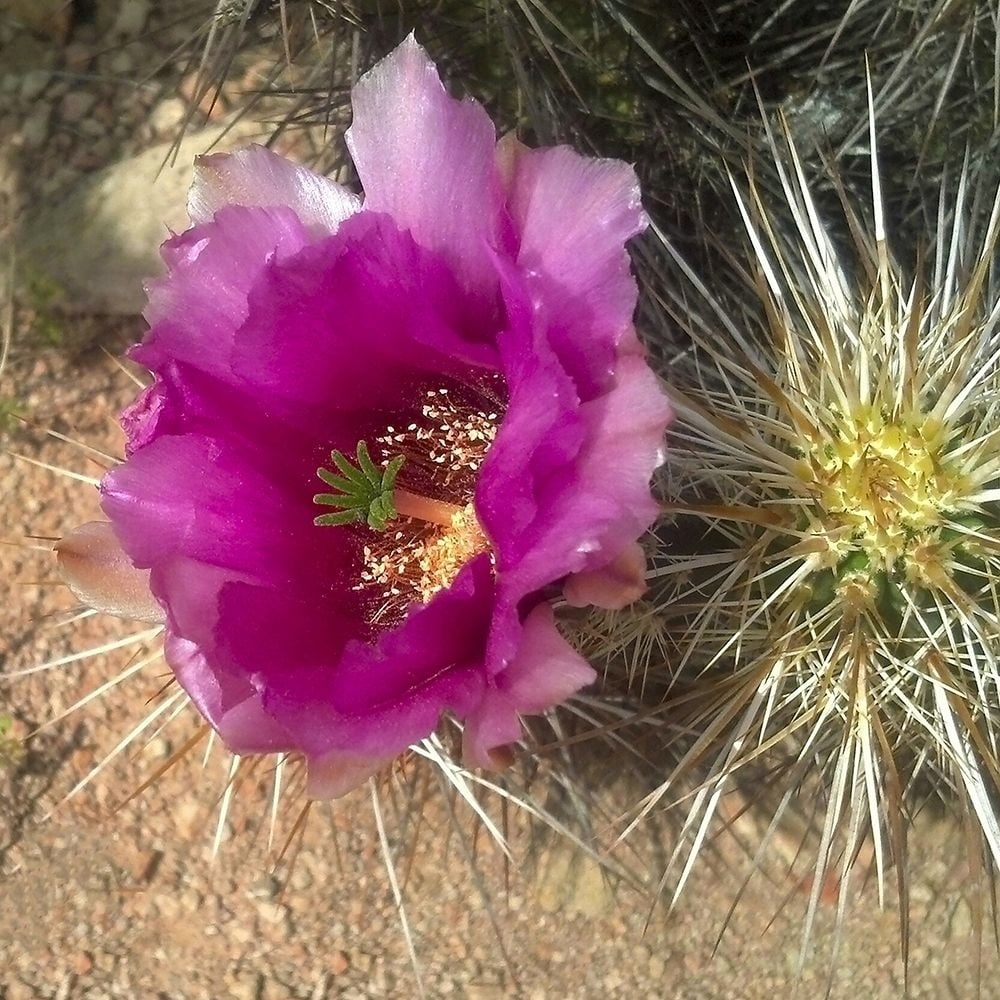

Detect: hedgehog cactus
[621, 114, 1000, 944]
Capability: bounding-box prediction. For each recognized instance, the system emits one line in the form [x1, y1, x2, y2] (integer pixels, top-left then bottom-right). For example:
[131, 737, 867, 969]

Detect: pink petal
[166, 633, 289, 753]
[218, 696, 293, 754]
[504, 342, 670, 600]
[248, 557, 491, 760]
[56, 521, 164, 623]
[463, 603, 595, 768]
[101, 433, 303, 576]
[462, 702, 523, 770]
[324, 555, 493, 716]
[479, 262, 669, 671]
[188, 144, 360, 236]
[305, 750, 391, 800]
[138, 205, 311, 381]
[563, 539, 648, 609]
[500, 603, 597, 712]
[475, 254, 585, 567]
[346, 35, 503, 304]
[229, 214, 499, 418]
[504, 142, 647, 396]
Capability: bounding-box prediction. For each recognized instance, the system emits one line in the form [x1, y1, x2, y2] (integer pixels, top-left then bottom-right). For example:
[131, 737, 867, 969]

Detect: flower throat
[313, 381, 502, 623]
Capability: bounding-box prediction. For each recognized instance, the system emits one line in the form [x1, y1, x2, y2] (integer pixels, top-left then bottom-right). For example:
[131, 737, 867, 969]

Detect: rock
[60, 90, 98, 124]
[4, 979, 36, 1000]
[21, 123, 260, 316]
[63, 44, 95, 73]
[352, 953, 375, 974]
[231, 972, 263, 1000]
[174, 797, 204, 839]
[21, 69, 52, 101]
[107, 49, 136, 77]
[535, 845, 615, 917]
[249, 873, 281, 900]
[260, 979, 295, 1000]
[149, 98, 187, 136]
[72, 951, 94, 976]
[1, 35, 58, 75]
[142, 735, 172, 759]
[4, 0, 72, 42]
[289, 864, 314, 891]
[112, 0, 152, 38]
[231, 924, 254, 945]
[257, 900, 291, 928]
[949, 897, 973, 938]
[154, 895, 182, 921]
[310, 973, 332, 1000]
[20, 104, 52, 149]
[329, 951, 350, 976]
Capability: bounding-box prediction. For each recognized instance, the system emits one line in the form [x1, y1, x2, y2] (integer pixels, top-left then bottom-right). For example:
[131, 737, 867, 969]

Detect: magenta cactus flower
[58, 36, 671, 797]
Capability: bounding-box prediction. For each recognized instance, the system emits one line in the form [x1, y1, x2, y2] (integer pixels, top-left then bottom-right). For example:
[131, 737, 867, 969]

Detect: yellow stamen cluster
[805, 405, 968, 573]
[358, 504, 488, 612]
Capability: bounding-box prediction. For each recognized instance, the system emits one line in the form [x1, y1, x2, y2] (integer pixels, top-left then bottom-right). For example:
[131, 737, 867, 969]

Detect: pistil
[393, 487, 464, 527]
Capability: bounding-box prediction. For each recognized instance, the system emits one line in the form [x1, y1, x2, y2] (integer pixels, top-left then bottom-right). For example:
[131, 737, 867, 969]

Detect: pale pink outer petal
[462, 604, 596, 769]
[174, 621, 390, 799]
[56, 521, 164, 624]
[346, 35, 503, 301]
[563, 540, 647, 610]
[218, 696, 291, 754]
[139, 206, 312, 380]
[509, 145, 645, 284]
[166, 633, 289, 753]
[305, 750, 392, 799]
[171, 628, 393, 798]
[188, 144, 361, 236]
[503, 141, 648, 396]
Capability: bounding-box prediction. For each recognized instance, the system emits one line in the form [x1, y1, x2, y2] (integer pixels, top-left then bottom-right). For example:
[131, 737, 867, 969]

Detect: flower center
[314, 379, 503, 626]
[807, 405, 967, 572]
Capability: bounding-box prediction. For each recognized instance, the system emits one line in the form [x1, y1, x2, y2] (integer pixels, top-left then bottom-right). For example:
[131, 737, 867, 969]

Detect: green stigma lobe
[313, 441, 405, 532]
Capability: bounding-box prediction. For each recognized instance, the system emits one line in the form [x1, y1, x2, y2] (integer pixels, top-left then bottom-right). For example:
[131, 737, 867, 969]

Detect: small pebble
[257, 901, 291, 927]
[63, 44, 93, 73]
[249, 873, 281, 901]
[949, 897, 974, 937]
[60, 90, 97, 123]
[21, 68, 52, 101]
[107, 49, 136, 77]
[149, 97, 186, 135]
[20, 104, 52, 148]
[231, 972, 263, 1000]
[113, 0, 152, 38]
[71, 951, 93, 976]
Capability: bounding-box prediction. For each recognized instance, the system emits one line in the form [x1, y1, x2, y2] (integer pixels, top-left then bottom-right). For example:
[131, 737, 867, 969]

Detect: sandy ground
[1, 3, 998, 998]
